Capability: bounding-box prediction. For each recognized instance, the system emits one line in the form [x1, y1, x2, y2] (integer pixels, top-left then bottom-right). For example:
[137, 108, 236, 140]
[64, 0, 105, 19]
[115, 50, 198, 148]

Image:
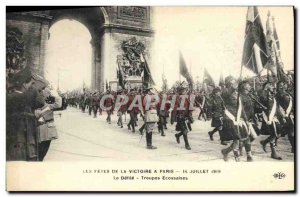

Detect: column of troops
[67, 74, 294, 162]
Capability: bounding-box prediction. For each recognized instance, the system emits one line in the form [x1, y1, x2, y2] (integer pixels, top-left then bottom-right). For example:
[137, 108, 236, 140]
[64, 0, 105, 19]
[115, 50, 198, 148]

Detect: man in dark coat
[276, 80, 294, 153]
[238, 80, 256, 161]
[220, 76, 249, 162]
[103, 90, 114, 124]
[92, 92, 100, 118]
[208, 87, 227, 145]
[259, 82, 282, 160]
[174, 83, 193, 150]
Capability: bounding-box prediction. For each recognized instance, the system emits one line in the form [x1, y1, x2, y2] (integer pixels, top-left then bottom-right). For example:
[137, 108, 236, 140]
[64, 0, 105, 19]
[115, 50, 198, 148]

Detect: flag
[265, 11, 278, 76]
[272, 16, 281, 53]
[272, 16, 288, 82]
[179, 51, 194, 89]
[141, 52, 155, 86]
[203, 68, 215, 87]
[242, 6, 268, 75]
[219, 73, 225, 87]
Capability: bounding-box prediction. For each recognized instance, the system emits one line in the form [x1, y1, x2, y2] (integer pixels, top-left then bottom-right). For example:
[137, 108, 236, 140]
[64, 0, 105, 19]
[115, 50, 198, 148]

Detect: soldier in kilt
[259, 82, 283, 160]
[103, 90, 114, 124]
[220, 76, 250, 162]
[238, 80, 256, 161]
[174, 83, 193, 150]
[208, 87, 227, 145]
[276, 80, 294, 153]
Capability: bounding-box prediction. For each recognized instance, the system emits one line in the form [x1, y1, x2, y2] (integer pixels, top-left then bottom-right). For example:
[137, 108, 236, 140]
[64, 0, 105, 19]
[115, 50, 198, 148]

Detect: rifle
[195, 99, 207, 121]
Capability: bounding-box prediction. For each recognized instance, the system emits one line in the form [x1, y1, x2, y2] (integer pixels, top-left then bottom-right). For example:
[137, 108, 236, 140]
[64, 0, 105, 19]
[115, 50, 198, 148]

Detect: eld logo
[273, 172, 286, 179]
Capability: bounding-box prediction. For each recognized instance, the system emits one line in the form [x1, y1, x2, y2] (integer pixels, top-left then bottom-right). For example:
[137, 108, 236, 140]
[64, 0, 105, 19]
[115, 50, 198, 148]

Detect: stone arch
[48, 7, 107, 91]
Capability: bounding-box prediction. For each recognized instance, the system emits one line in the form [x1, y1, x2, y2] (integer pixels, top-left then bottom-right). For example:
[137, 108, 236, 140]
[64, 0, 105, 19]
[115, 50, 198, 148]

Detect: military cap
[212, 86, 221, 94]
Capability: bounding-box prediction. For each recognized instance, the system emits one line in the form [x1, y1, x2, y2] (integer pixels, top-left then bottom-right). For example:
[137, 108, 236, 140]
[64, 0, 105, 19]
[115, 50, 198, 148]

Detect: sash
[279, 96, 293, 117]
[262, 98, 277, 125]
[224, 97, 242, 126]
[201, 97, 206, 108]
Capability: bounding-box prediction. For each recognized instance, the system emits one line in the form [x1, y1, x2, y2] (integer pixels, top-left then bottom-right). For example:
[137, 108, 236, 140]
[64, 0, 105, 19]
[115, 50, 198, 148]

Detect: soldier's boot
[221, 146, 233, 162]
[127, 122, 131, 130]
[208, 131, 214, 141]
[260, 137, 270, 153]
[233, 150, 240, 162]
[246, 151, 254, 162]
[146, 132, 151, 147]
[139, 124, 145, 135]
[288, 135, 294, 153]
[131, 122, 135, 133]
[183, 134, 191, 150]
[147, 132, 157, 149]
[164, 123, 167, 130]
[161, 128, 165, 137]
[175, 133, 181, 144]
[271, 143, 282, 160]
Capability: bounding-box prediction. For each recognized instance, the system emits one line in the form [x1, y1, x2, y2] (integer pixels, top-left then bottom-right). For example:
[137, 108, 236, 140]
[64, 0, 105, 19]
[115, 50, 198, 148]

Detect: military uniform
[143, 90, 158, 149]
[92, 93, 100, 118]
[174, 91, 193, 150]
[127, 90, 139, 132]
[117, 91, 127, 128]
[36, 89, 62, 161]
[220, 77, 249, 162]
[208, 87, 226, 145]
[259, 82, 282, 160]
[276, 81, 294, 153]
[103, 91, 114, 124]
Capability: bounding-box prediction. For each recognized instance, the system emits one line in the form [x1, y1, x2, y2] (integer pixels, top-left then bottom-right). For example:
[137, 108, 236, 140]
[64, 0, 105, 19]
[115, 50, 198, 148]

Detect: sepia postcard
[6, 6, 295, 192]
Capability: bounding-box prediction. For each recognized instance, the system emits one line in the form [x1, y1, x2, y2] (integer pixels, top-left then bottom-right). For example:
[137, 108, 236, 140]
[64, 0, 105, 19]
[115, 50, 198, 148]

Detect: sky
[44, 7, 294, 91]
[152, 7, 294, 87]
[44, 19, 92, 92]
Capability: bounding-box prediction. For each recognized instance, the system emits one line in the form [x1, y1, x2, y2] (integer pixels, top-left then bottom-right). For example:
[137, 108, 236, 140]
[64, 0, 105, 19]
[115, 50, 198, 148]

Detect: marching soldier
[220, 76, 249, 162]
[86, 92, 92, 115]
[208, 87, 227, 145]
[103, 90, 114, 124]
[80, 93, 87, 113]
[157, 92, 169, 136]
[174, 82, 193, 150]
[238, 80, 256, 161]
[92, 91, 100, 118]
[197, 89, 208, 121]
[117, 90, 127, 128]
[276, 80, 294, 153]
[259, 82, 282, 160]
[143, 87, 158, 149]
[127, 89, 139, 132]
